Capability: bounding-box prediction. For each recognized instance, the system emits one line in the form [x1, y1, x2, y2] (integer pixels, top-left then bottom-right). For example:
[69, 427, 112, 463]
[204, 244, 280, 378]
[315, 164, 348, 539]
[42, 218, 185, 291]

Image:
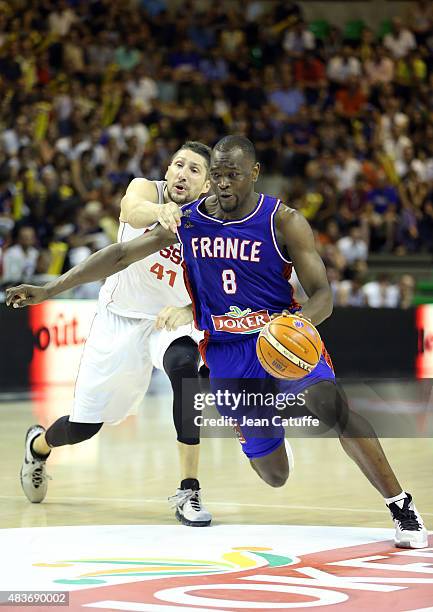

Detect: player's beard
[217, 194, 238, 212]
[167, 187, 190, 205]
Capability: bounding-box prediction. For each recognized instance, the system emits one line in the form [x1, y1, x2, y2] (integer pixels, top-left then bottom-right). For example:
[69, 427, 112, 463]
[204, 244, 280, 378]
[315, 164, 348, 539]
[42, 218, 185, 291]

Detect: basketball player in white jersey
[15, 142, 213, 527]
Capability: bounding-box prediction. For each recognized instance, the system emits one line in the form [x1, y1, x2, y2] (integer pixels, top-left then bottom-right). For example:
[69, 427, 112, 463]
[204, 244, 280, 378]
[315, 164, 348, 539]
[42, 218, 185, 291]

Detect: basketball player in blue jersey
[7, 136, 428, 549]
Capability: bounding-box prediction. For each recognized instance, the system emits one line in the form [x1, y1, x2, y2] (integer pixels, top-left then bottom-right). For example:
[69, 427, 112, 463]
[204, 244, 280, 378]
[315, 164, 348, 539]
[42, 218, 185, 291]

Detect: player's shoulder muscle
[274, 203, 315, 249]
[123, 177, 159, 202]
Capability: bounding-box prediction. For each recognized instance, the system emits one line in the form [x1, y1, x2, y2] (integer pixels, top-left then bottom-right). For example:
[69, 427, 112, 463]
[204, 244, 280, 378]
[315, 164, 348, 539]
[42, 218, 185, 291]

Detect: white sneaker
[20, 425, 51, 503]
[387, 493, 428, 549]
[169, 480, 212, 527]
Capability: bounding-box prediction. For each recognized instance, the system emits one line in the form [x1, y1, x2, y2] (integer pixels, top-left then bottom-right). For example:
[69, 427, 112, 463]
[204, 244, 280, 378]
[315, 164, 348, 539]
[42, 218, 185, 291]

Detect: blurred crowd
[0, 0, 432, 307]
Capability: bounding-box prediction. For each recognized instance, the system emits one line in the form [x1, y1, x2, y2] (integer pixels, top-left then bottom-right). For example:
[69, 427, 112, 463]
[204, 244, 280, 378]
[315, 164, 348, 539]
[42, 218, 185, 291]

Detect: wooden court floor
[0, 375, 432, 532]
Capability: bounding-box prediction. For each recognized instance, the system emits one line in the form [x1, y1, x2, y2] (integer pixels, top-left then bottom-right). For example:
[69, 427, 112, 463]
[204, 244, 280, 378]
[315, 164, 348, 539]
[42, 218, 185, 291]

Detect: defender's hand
[155, 305, 193, 331]
[6, 284, 49, 308]
[158, 202, 182, 234]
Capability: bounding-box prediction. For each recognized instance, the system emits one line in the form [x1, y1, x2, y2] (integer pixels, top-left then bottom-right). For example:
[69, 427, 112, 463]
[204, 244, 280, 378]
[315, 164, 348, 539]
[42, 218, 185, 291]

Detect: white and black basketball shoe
[387, 493, 428, 549]
[20, 425, 51, 503]
[169, 479, 212, 527]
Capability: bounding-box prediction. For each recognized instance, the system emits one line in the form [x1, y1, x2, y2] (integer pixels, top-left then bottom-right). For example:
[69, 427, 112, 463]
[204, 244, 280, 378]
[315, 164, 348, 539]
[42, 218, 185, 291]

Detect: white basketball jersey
[99, 180, 191, 319]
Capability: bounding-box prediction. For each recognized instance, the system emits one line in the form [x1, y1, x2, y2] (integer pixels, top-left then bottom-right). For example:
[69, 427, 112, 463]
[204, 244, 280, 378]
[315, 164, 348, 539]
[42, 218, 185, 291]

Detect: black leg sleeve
[45, 415, 103, 447]
[163, 336, 201, 445]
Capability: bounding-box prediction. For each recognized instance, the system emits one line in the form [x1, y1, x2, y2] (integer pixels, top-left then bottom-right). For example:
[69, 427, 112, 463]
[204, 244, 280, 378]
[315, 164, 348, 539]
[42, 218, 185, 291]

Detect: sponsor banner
[28, 300, 97, 385]
[1, 525, 432, 611]
[416, 304, 433, 379]
[0, 303, 427, 388]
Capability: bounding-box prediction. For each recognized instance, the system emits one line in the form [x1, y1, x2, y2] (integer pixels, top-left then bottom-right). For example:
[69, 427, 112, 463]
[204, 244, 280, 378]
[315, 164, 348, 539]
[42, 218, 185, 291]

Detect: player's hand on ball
[5, 284, 49, 308]
[155, 304, 193, 331]
[271, 310, 311, 322]
[158, 202, 182, 234]
[270, 309, 290, 320]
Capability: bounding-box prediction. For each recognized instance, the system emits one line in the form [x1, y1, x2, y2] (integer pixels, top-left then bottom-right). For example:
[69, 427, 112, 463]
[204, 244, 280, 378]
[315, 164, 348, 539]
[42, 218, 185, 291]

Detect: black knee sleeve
[45, 415, 103, 447]
[163, 336, 201, 445]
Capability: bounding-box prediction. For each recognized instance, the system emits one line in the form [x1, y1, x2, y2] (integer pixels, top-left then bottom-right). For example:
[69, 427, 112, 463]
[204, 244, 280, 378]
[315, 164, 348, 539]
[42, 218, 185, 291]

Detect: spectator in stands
[326, 266, 343, 304]
[337, 274, 366, 307]
[220, 10, 246, 53]
[335, 75, 368, 119]
[0, 41, 22, 84]
[115, 34, 142, 72]
[332, 148, 362, 192]
[327, 45, 361, 86]
[323, 26, 343, 59]
[406, 0, 433, 45]
[31, 249, 56, 285]
[294, 51, 326, 104]
[383, 118, 413, 170]
[0, 170, 13, 222]
[283, 19, 315, 57]
[48, 0, 77, 37]
[420, 199, 433, 252]
[2, 116, 32, 157]
[337, 223, 369, 271]
[398, 274, 416, 309]
[126, 66, 158, 113]
[364, 45, 395, 86]
[363, 273, 400, 308]
[367, 175, 399, 215]
[395, 145, 421, 179]
[398, 167, 429, 210]
[358, 27, 375, 62]
[339, 175, 369, 223]
[268, 71, 306, 117]
[397, 208, 419, 254]
[364, 175, 399, 251]
[383, 17, 416, 59]
[2, 225, 39, 284]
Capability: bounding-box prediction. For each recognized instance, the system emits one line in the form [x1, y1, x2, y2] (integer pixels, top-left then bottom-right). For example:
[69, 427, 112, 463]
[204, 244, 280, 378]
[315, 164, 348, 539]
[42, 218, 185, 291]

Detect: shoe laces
[23, 462, 52, 489]
[168, 488, 202, 512]
[391, 501, 422, 531]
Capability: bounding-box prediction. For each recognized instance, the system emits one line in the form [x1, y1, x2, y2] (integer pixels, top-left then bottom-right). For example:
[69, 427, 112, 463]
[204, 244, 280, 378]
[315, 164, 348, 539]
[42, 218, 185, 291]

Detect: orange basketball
[256, 314, 322, 379]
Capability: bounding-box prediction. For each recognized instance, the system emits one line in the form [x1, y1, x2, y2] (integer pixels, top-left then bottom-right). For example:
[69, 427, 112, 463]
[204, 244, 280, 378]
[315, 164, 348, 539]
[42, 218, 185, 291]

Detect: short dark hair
[174, 141, 212, 168]
[213, 135, 256, 163]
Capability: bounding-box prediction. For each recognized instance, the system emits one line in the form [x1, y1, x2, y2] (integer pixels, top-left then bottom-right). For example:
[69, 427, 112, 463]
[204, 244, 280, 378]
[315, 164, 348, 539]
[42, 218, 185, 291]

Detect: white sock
[385, 491, 407, 505]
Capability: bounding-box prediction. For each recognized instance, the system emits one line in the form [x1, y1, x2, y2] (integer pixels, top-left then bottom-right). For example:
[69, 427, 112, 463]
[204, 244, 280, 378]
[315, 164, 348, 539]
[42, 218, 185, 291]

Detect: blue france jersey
[177, 193, 301, 342]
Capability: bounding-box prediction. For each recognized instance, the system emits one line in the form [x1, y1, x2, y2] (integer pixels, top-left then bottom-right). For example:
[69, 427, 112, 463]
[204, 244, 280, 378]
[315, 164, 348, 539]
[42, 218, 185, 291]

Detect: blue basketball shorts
[201, 335, 335, 459]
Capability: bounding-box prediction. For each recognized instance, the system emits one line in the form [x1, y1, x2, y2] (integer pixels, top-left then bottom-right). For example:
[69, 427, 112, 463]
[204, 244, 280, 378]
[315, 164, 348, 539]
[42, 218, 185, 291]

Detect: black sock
[180, 478, 200, 491]
[30, 437, 50, 460]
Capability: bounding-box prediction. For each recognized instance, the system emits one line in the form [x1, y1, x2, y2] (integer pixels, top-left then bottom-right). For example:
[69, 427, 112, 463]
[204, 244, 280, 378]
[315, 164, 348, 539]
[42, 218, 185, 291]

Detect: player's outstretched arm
[120, 178, 182, 232]
[276, 206, 333, 326]
[6, 224, 177, 308]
